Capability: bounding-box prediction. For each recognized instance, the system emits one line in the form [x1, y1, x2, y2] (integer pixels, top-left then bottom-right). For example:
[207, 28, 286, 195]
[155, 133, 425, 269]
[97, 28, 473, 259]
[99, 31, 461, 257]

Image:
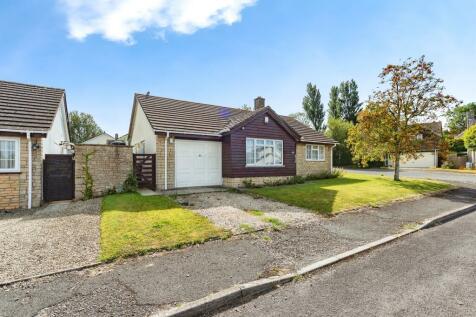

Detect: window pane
[246, 139, 254, 164]
[275, 141, 283, 164]
[264, 143, 274, 165]
[256, 144, 265, 165]
[306, 145, 311, 160]
[0, 140, 16, 169]
[318, 145, 325, 160]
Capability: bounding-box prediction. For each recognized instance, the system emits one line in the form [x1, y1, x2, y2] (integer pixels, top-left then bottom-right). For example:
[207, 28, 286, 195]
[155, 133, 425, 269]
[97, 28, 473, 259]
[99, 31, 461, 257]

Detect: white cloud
[59, 0, 256, 43]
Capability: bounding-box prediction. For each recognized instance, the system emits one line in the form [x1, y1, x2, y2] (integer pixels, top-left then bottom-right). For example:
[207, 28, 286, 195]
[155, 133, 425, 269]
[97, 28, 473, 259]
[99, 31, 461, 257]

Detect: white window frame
[0, 136, 20, 173]
[306, 144, 325, 161]
[246, 138, 284, 167]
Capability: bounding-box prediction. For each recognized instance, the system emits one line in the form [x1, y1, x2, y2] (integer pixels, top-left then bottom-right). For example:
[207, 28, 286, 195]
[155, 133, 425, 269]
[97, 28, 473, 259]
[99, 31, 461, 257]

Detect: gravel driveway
[0, 199, 101, 284]
[176, 191, 319, 233]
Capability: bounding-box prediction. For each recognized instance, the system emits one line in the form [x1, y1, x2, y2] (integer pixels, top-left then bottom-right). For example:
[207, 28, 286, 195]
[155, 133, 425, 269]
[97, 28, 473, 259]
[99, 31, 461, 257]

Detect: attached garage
[174, 139, 222, 187]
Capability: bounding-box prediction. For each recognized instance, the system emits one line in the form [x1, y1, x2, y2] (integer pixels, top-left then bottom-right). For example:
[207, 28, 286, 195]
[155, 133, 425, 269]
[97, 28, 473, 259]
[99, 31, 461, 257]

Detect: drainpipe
[27, 132, 32, 209]
[331, 144, 337, 170]
[164, 132, 169, 190]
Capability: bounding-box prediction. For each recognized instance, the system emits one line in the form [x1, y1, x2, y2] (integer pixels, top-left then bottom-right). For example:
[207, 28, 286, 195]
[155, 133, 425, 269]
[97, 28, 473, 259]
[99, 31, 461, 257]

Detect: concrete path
[1, 188, 475, 317]
[218, 205, 476, 317]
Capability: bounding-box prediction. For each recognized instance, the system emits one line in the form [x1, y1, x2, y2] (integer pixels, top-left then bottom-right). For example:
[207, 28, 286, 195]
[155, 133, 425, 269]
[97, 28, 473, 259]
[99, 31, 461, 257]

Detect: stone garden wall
[74, 144, 133, 200]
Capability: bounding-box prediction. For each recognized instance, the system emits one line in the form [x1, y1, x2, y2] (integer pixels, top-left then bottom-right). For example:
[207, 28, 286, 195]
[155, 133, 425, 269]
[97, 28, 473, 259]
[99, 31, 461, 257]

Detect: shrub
[82, 151, 95, 200]
[123, 171, 138, 193]
[242, 179, 255, 188]
[441, 161, 456, 169]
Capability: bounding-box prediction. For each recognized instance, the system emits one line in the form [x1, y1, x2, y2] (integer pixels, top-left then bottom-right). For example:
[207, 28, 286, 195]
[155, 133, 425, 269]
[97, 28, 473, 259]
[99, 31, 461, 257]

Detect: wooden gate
[43, 154, 75, 202]
[133, 154, 156, 190]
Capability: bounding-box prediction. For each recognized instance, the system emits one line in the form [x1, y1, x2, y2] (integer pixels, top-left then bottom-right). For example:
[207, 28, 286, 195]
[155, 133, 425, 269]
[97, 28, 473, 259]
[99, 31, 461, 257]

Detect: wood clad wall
[222, 111, 296, 178]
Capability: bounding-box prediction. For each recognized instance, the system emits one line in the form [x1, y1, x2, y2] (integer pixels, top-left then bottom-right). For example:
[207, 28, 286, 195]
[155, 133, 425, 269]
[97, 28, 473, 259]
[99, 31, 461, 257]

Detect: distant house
[82, 133, 128, 145]
[0, 80, 70, 210]
[128, 94, 337, 190]
[388, 122, 442, 168]
[82, 133, 114, 145]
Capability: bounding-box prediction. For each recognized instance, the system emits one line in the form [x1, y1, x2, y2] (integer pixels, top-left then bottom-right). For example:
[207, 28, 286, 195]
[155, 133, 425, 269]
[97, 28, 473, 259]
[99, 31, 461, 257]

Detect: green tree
[339, 79, 362, 123]
[302, 83, 326, 131]
[288, 112, 311, 126]
[325, 118, 354, 166]
[328, 86, 342, 119]
[347, 56, 459, 181]
[446, 102, 476, 134]
[464, 125, 476, 150]
[69, 111, 104, 144]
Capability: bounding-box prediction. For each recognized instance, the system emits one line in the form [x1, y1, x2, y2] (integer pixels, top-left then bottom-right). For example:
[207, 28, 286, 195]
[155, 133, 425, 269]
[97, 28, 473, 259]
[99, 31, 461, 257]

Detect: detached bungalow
[0, 80, 70, 210]
[128, 94, 337, 190]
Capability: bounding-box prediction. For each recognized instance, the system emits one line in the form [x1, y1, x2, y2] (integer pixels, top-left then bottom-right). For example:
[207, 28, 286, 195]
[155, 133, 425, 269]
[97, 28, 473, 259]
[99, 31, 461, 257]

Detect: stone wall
[156, 135, 175, 190]
[74, 144, 133, 199]
[223, 176, 293, 188]
[296, 143, 332, 176]
[0, 135, 42, 211]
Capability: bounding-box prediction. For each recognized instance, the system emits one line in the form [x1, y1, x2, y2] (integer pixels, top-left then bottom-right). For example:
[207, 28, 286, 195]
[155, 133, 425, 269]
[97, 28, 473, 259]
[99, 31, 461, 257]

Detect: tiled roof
[0, 80, 65, 132]
[135, 94, 337, 144]
[282, 116, 337, 144]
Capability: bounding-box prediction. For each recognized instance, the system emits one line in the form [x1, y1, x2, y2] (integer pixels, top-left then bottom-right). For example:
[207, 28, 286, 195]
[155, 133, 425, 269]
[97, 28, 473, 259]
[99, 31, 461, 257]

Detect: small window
[306, 144, 325, 161]
[0, 137, 20, 172]
[416, 134, 423, 140]
[246, 138, 283, 166]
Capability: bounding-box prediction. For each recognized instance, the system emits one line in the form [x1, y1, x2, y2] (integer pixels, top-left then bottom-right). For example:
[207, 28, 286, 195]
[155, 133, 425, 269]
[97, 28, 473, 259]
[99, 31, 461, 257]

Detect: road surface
[218, 210, 476, 317]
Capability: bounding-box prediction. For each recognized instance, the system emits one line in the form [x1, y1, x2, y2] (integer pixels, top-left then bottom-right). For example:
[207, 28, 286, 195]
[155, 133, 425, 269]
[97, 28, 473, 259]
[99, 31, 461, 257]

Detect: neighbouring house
[82, 133, 128, 145]
[82, 133, 114, 145]
[128, 94, 337, 190]
[387, 122, 443, 169]
[0, 80, 70, 210]
[457, 110, 476, 165]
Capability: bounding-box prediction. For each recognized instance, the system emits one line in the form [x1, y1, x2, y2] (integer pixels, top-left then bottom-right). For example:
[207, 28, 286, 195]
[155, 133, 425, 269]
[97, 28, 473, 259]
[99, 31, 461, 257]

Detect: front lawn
[100, 193, 226, 261]
[247, 173, 452, 215]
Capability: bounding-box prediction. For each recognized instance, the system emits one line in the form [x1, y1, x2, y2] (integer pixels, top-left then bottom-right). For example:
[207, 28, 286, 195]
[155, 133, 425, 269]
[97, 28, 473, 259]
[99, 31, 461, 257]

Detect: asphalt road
[218, 210, 476, 317]
[347, 168, 476, 188]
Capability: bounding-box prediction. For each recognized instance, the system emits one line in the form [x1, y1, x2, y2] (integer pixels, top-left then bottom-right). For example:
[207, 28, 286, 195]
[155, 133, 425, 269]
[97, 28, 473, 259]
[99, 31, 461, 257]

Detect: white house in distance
[0, 80, 71, 210]
[82, 133, 128, 145]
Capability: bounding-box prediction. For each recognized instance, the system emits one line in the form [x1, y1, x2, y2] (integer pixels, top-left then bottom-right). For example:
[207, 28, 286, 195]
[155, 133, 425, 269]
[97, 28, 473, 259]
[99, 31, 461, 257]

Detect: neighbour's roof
[0, 80, 65, 132]
[419, 121, 443, 136]
[134, 93, 337, 144]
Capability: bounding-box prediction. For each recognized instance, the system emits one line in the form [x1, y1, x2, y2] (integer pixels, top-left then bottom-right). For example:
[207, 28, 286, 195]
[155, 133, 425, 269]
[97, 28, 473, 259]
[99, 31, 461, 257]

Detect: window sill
[0, 170, 21, 174]
[305, 159, 326, 162]
[245, 165, 285, 168]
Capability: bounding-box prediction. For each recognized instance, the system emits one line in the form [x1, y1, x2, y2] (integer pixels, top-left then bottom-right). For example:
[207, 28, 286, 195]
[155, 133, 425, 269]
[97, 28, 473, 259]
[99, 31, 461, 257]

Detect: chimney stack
[254, 96, 265, 111]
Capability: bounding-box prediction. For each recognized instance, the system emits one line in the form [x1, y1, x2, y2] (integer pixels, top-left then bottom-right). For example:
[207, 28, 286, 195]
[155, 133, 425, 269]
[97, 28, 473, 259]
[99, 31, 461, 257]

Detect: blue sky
[1, 0, 475, 135]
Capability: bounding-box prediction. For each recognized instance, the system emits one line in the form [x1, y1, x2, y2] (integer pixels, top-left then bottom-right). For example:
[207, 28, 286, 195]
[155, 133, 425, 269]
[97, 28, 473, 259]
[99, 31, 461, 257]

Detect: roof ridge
[0, 80, 65, 91]
[135, 93, 249, 113]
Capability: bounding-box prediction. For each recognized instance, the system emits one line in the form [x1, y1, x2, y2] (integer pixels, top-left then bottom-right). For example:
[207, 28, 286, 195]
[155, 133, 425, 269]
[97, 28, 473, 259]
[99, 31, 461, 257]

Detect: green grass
[247, 210, 265, 216]
[100, 193, 227, 261]
[247, 173, 452, 215]
[239, 223, 255, 233]
[263, 217, 286, 231]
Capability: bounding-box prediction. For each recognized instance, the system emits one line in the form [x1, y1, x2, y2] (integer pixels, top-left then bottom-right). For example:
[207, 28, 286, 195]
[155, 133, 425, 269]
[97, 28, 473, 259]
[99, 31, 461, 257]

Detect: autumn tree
[302, 82, 326, 131]
[69, 111, 104, 144]
[347, 56, 459, 181]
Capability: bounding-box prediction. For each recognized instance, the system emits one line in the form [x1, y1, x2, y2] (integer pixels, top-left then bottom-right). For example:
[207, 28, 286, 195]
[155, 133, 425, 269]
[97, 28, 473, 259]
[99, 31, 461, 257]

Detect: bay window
[246, 138, 283, 166]
[306, 144, 325, 161]
[0, 137, 20, 172]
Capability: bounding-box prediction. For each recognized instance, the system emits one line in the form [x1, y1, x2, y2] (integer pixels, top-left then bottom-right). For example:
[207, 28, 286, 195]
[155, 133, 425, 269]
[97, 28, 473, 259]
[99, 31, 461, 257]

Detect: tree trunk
[393, 154, 401, 181]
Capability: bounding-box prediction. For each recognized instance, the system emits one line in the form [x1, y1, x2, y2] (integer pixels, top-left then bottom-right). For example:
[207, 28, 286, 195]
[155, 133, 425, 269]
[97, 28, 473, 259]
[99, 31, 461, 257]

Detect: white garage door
[400, 152, 436, 168]
[175, 140, 222, 188]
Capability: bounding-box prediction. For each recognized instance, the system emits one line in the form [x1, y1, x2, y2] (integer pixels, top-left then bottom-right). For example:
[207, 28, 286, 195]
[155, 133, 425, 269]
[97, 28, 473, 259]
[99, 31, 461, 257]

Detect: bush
[242, 179, 255, 188]
[441, 161, 456, 169]
[123, 172, 138, 193]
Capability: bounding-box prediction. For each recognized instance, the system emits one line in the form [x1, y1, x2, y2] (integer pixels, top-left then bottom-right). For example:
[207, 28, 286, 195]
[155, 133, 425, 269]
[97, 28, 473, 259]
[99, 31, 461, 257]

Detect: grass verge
[247, 173, 452, 215]
[100, 193, 227, 261]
